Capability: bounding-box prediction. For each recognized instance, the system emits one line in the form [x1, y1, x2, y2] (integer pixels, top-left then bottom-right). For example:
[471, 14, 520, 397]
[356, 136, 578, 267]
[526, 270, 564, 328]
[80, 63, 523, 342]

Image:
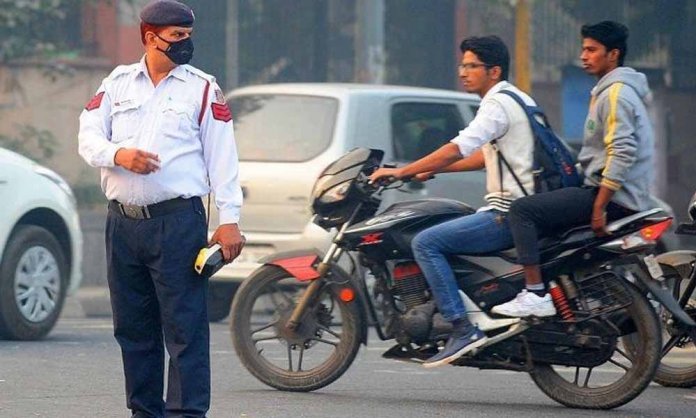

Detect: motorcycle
[230, 148, 692, 409]
[646, 192, 696, 387]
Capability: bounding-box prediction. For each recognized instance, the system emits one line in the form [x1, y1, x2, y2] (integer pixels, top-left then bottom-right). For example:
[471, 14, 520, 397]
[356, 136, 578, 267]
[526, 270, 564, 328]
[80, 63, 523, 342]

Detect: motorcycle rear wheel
[230, 265, 363, 392]
[530, 283, 660, 409]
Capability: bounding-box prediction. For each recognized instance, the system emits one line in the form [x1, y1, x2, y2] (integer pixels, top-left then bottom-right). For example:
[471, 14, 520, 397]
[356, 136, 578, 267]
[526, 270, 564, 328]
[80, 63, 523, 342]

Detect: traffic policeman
[77, 1, 244, 417]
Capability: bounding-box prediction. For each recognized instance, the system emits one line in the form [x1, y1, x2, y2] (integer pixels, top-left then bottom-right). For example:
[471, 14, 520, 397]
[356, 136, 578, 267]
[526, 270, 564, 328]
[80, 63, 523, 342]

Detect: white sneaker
[491, 290, 557, 317]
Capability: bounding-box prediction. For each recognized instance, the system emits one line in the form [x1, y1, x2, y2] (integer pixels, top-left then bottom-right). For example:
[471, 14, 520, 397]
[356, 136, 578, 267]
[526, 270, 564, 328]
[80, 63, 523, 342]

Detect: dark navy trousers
[105, 198, 210, 418]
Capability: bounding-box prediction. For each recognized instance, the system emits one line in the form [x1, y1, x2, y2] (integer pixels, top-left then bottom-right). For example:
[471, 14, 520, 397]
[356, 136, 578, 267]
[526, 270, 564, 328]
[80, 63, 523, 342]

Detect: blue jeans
[412, 210, 514, 322]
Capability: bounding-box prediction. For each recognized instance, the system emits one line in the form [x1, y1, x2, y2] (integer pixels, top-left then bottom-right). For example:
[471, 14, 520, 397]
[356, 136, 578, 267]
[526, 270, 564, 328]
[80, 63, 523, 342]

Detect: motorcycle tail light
[639, 219, 673, 241]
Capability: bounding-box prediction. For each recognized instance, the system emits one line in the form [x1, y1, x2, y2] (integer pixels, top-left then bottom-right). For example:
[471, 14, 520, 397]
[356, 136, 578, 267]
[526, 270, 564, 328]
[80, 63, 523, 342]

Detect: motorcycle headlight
[319, 181, 351, 204]
[689, 192, 696, 221]
[34, 166, 76, 205]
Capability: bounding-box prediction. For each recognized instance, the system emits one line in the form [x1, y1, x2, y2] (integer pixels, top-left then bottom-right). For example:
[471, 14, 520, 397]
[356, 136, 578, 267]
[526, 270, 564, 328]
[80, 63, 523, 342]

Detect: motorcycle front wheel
[530, 282, 661, 409]
[652, 271, 696, 387]
[230, 265, 364, 392]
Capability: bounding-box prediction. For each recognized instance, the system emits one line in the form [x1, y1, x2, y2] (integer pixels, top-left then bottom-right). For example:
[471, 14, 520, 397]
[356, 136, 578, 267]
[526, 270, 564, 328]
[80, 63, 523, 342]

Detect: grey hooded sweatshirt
[578, 66, 655, 211]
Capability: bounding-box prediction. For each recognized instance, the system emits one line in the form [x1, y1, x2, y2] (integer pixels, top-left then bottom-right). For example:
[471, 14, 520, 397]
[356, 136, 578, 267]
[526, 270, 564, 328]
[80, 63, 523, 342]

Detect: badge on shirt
[85, 92, 105, 111]
[211, 103, 232, 122]
[214, 88, 225, 104]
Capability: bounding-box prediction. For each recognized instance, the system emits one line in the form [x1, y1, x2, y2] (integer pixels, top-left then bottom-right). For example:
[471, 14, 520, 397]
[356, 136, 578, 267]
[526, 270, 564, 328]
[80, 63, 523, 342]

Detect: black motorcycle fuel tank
[343, 198, 475, 259]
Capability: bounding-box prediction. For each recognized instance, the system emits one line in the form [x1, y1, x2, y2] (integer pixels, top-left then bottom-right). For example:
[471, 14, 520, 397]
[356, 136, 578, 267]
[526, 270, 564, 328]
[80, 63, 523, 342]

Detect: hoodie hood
[592, 67, 652, 104]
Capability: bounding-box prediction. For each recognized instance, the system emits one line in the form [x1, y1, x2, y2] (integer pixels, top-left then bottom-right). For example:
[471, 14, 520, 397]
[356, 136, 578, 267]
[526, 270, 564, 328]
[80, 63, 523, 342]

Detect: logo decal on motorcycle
[479, 283, 499, 294]
[359, 232, 384, 246]
[364, 210, 417, 226]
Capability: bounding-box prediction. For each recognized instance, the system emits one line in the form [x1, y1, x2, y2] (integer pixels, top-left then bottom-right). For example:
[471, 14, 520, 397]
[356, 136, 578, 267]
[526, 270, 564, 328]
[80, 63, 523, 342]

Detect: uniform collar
[136, 55, 187, 82]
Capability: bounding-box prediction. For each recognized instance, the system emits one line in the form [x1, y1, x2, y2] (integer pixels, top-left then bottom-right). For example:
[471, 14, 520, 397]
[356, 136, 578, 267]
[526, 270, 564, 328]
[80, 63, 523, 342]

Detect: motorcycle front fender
[259, 248, 370, 344]
[656, 250, 696, 280]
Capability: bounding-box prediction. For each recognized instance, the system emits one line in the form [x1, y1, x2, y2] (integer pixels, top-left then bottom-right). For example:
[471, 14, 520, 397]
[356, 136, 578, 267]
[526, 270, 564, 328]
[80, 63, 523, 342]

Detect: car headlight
[34, 166, 76, 205]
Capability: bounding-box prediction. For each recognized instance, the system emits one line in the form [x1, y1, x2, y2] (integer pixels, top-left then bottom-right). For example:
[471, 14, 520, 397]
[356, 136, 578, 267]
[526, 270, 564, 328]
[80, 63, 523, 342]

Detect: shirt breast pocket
[109, 101, 140, 143]
[161, 101, 196, 140]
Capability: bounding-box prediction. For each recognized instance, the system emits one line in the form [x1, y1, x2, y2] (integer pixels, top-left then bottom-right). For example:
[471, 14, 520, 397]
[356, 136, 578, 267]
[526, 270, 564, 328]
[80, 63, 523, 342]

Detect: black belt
[109, 197, 200, 219]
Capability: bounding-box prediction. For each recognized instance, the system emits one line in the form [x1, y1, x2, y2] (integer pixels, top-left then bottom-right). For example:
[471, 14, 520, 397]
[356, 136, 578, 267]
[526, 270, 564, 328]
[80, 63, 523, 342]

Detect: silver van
[206, 83, 485, 320]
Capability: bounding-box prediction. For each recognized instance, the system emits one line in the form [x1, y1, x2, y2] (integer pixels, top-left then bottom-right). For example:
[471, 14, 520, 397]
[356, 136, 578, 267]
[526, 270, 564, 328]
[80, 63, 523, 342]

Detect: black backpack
[493, 89, 582, 196]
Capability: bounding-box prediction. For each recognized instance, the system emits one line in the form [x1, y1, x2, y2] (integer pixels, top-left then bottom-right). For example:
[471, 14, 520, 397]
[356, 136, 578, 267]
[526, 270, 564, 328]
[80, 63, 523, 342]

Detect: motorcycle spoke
[297, 346, 305, 372]
[311, 337, 338, 347]
[608, 358, 630, 372]
[573, 367, 580, 385]
[253, 334, 281, 343]
[267, 291, 285, 310]
[583, 367, 594, 388]
[615, 347, 634, 364]
[251, 320, 278, 335]
[661, 334, 682, 358]
[287, 344, 293, 371]
[573, 367, 594, 388]
[270, 283, 295, 305]
[317, 324, 342, 339]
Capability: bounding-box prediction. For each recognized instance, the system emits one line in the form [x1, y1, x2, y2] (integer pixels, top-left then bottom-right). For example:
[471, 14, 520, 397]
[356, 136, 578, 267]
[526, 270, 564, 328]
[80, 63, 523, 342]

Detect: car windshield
[230, 94, 338, 162]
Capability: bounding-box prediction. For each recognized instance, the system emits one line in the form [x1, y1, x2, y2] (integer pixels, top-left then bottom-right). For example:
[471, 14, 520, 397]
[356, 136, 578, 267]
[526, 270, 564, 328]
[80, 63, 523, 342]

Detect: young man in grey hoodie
[492, 20, 656, 317]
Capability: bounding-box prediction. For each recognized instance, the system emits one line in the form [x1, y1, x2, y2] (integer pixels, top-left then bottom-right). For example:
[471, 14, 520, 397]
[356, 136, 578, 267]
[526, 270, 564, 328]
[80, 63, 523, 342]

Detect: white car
[0, 148, 83, 340]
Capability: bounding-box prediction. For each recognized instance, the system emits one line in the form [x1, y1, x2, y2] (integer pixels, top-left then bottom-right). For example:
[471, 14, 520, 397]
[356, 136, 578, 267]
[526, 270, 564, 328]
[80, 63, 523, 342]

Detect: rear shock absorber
[549, 280, 575, 321]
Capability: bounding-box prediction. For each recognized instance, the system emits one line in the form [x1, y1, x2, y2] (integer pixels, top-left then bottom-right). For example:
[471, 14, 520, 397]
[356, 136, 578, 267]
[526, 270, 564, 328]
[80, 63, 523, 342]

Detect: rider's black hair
[459, 35, 510, 81]
[581, 21, 629, 66]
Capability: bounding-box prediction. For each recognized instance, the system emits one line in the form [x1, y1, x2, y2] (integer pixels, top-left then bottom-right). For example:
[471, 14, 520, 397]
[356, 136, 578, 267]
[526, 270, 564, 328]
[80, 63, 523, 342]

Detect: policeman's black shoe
[422, 326, 488, 368]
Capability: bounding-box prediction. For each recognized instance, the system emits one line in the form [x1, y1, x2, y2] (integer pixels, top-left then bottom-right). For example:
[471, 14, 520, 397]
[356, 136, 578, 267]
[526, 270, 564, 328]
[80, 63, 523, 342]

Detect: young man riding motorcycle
[369, 35, 552, 368]
[492, 21, 657, 317]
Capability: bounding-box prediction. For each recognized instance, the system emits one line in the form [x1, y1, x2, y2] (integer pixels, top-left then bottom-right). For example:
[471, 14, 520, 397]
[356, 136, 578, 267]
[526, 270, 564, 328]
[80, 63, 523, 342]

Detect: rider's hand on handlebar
[369, 167, 403, 185]
[413, 172, 435, 182]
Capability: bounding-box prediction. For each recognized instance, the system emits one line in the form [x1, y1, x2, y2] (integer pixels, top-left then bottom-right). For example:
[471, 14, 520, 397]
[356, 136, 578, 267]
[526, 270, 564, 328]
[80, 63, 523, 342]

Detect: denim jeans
[412, 210, 514, 322]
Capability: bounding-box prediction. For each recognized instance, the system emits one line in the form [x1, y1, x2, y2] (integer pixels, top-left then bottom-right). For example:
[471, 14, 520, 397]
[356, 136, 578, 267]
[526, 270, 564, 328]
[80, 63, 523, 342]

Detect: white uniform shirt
[78, 56, 242, 224]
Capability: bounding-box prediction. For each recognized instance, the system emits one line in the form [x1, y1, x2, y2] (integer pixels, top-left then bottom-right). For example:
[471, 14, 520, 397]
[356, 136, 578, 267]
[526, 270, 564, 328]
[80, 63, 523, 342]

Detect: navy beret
[140, 0, 195, 27]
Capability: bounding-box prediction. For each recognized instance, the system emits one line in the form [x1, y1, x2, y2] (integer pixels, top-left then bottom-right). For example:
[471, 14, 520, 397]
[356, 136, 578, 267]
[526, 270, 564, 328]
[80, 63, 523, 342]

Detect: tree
[0, 0, 88, 62]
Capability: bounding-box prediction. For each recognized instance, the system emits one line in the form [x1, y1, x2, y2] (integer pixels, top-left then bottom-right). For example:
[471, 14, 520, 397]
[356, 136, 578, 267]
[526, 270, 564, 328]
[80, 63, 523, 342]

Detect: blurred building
[1, 0, 695, 214]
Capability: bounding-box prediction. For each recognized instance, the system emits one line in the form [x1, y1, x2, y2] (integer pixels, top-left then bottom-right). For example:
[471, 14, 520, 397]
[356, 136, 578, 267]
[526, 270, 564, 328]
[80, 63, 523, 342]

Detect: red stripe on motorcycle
[269, 255, 319, 281]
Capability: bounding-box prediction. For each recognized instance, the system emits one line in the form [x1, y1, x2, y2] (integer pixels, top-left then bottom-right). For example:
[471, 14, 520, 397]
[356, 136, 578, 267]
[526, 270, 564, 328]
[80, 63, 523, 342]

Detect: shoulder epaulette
[107, 63, 140, 81]
[182, 64, 217, 85]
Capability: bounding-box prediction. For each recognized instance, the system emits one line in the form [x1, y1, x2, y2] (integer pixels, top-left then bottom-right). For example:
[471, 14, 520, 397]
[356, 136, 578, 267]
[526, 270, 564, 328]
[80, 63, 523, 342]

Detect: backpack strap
[490, 88, 533, 197]
[491, 139, 529, 197]
[498, 89, 550, 126]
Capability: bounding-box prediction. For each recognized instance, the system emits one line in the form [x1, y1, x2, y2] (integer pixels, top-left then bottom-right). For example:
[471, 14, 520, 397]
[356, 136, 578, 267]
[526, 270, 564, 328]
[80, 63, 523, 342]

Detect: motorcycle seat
[469, 208, 665, 261]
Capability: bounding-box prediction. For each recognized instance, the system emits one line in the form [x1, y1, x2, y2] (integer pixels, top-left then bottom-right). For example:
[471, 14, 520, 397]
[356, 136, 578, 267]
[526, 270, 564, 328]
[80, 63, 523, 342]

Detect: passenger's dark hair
[581, 21, 629, 66]
[459, 36, 509, 80]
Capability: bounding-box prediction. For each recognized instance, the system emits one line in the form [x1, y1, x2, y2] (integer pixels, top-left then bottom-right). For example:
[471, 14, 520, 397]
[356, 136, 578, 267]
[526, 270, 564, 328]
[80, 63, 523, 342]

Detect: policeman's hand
[591, 210, 610, 237]
[210, 223, 245, 262]
[114, 148, 160, 174]
[369, 167, 403, 185]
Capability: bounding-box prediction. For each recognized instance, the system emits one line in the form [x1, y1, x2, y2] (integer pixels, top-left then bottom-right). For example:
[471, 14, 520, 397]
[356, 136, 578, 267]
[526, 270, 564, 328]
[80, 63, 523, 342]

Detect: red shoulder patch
[211, 102, 232, 122]
[85, 91, 105, 111]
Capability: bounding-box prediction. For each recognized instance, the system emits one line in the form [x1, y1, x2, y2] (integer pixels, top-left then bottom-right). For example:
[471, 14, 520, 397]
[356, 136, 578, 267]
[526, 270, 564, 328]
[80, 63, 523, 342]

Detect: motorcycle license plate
[643, 254, 664, 279]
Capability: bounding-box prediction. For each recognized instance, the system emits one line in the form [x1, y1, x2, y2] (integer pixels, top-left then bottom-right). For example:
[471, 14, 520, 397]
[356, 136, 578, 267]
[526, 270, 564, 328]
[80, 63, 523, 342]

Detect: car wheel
[207, 281, 239, 322]
[0, 225, 68, 340]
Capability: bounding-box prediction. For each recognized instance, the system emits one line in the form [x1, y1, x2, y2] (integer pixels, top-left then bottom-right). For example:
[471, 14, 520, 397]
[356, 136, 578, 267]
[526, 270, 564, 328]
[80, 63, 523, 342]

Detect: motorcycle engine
[392, 262, 429, 309]
[392, 262, 448, 343]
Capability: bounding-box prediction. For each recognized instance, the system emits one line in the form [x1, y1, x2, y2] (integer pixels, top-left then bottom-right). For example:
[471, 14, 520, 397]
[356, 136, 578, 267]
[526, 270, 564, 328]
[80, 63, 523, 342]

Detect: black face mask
[156, 34, 194, 65]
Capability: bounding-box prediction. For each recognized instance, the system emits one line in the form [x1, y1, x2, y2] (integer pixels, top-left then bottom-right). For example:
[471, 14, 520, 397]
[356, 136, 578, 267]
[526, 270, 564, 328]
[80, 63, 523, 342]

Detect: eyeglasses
[458, 62, 493, 72]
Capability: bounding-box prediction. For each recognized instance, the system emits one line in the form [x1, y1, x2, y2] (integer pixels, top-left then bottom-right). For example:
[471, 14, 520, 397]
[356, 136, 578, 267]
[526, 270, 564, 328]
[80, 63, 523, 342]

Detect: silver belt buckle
[119, 204, 151, 219]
